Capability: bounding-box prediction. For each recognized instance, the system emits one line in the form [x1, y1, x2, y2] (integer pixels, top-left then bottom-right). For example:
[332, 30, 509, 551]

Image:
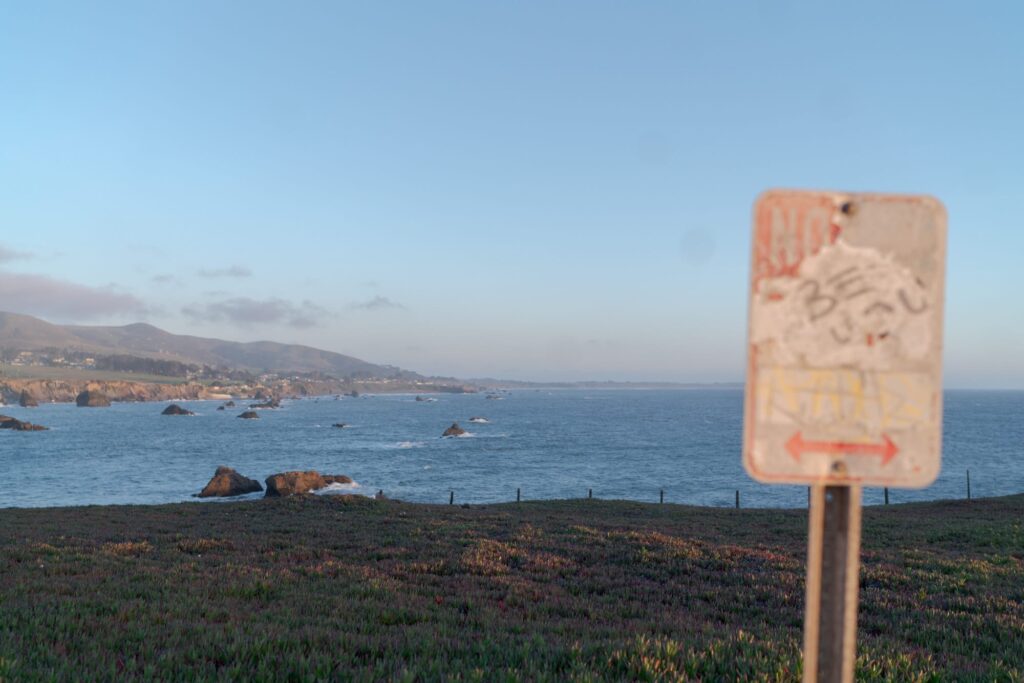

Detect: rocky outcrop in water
[76, 390, 111, 407]
[332, 423, 348, 428]
[264, 471, 353, 497]
[249, 398, 280, 409]
[197, 466, 263, 497]
[162, 403, 195, 416]
[237, 411, 259, 419]
[18, 390, 39, 407]
[442, 422, 466, 437]
[0, 415, 48, 431]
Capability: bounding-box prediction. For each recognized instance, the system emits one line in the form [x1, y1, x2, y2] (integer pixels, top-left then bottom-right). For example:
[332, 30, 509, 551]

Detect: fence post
[966, 470, 971, 500]
[660, 489, 664, 504]
[735, 490, 740, 509]
[449, 490, 454, 505]
[884, 487, 889, 505]
[588, 488, 593, 499]
[516, 487, 521, 503]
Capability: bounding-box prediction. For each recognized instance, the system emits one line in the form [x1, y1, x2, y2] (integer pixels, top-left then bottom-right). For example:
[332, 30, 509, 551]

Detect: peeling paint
[744, 190, 947, 488]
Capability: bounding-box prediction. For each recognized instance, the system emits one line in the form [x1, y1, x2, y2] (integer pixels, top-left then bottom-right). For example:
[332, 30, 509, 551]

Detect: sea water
[1, 389, 1021, 508]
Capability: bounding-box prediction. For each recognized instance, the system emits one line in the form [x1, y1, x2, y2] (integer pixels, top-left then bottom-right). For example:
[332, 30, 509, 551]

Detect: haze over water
[2, 388, 1020, 509]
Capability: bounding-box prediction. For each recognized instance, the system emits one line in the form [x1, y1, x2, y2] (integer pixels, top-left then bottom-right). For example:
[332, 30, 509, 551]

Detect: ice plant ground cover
[0, 495, 1021, 681]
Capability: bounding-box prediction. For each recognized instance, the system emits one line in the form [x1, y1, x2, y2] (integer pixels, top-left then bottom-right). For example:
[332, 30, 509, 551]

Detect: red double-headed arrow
[785, 431, 899, 466]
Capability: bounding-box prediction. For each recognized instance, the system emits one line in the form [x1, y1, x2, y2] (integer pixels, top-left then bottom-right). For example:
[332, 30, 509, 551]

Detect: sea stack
[197, 466, 263, 497]
[162, 404, 195, 416]
[76, 390, 111, 407]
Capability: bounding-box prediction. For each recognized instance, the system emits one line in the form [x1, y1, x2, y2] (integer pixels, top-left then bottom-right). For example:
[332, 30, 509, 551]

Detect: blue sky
[1, 1, 1022, 386]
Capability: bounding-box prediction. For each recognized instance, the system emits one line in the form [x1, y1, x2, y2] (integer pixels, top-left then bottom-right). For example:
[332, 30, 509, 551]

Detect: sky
[1, 1, 1022, 386]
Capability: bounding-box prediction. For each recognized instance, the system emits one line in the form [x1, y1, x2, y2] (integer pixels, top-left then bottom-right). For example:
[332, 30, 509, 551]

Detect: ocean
[1, 388, 1021, 509]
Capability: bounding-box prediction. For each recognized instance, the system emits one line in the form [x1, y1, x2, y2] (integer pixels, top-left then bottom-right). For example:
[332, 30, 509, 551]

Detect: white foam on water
[389, 440, 425, 449]
[316, 480, 366, 495]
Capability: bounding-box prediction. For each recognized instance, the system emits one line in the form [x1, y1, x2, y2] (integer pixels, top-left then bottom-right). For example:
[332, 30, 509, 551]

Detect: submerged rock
[216, 405, 225, 411]
[162, 403, 195, 416]
[224, 400, 236, 407]
[18, 390, 39, 407]
[237, 411, 260, 419]
[442, 422, 466, 437]
[197, 466, 263, 498]
[76, 390, 111, 407]
[264, 470, 352, 497]
[332, 422, 348, 428]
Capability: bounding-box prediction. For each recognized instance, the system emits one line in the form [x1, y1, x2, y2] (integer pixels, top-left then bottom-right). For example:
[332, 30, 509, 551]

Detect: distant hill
[0, 312, 413, 378]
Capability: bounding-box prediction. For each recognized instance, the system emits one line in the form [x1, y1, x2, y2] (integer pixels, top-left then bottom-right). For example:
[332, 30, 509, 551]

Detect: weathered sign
[744, 190, 947, 488]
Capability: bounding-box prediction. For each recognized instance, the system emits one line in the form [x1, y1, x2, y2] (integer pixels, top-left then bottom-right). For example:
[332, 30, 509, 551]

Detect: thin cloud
[0, 272, 146, 320]
[183, 297, 329, 328]
[350, 296, 405, 311]
[151, 273, 180, 284]
[197, 265, 252, 278]
[0, 245, 33, 263]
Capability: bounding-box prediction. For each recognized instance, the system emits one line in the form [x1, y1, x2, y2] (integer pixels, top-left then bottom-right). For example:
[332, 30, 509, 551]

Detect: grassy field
[0, 495, 1021, 681]
[0, 363, 190, 384]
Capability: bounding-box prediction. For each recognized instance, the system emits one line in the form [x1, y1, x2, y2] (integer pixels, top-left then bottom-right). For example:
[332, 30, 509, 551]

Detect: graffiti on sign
[744, 191, 946, 487]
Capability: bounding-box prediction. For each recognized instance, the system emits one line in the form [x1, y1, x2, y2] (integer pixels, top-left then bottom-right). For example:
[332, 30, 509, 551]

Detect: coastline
[0, 376, 478, 405]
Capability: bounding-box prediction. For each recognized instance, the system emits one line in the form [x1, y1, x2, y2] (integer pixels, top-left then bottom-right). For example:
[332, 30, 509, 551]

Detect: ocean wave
[316, 480, 363, 495]
[468, 417, 490, 424]
[390, 441, 425, 449]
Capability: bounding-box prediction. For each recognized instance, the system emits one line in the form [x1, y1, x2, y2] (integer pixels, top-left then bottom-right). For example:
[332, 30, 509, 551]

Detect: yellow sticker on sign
[744, 190, 947, 488]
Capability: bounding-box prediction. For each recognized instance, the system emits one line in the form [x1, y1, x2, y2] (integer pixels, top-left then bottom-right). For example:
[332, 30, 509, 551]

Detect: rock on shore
[197, 466, 263, 497]
[18, 390, 39, 407]
[76, 390, 111, 407]
[264, 471, 353, 497]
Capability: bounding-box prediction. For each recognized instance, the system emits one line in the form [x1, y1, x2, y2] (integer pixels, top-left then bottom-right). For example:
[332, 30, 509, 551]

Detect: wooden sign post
[744, 190, 947, 682]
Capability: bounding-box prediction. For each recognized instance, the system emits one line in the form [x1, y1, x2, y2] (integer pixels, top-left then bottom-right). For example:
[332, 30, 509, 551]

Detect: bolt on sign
[744, 190, 947, 487]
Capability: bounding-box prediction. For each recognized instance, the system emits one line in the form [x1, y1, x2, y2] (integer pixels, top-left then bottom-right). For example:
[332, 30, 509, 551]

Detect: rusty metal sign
[744, 190, 947, 488]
